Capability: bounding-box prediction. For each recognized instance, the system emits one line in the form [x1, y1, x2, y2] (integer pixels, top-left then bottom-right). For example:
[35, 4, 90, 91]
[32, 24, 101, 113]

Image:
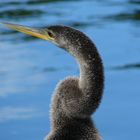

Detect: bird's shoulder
[56, 76, 79, 90]
[54, 76, 82, 98]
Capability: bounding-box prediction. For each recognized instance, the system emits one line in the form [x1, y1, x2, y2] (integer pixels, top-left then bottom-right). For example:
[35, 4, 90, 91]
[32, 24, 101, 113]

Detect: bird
[1, 22, 104, 140]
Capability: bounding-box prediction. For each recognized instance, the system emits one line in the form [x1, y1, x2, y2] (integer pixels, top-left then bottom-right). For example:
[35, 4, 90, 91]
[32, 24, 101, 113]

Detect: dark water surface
[0, 0, 140, 140]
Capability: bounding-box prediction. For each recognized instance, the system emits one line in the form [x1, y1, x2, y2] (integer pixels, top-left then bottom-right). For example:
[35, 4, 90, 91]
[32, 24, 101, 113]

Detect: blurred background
[0, 0, 140, 140]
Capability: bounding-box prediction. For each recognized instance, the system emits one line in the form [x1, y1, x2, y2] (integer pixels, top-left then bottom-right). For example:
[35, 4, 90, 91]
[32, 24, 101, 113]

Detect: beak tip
[0, 22, 50, 41]
[0, 21, 5, 26]
[0, 21, 11, 27]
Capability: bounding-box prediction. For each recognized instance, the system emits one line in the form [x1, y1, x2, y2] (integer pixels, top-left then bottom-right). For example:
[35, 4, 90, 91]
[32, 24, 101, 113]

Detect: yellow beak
[1, 22, 52, 41]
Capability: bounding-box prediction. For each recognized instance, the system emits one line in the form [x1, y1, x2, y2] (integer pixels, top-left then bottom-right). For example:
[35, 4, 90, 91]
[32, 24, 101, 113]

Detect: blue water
[0, 0, 140, 140]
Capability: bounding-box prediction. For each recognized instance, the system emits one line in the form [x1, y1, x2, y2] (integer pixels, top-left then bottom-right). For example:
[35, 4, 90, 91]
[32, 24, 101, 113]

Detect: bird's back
[46, 115, 101, 140]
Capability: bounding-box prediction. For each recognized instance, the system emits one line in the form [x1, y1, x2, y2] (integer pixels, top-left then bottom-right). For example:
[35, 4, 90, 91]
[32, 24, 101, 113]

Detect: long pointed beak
[0, 22, 51, 41]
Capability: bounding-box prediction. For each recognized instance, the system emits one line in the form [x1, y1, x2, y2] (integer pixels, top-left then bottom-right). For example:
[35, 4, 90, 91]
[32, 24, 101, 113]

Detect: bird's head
[1, 22, 92, 59]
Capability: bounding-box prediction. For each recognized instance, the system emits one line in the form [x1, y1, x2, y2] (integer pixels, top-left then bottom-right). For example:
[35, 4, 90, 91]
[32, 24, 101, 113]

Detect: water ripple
[0, 9, 44, 19]
[129, 0, 140, 4]
[0, 106, 45, 123]
[0, 0, 79, 7]
[104, 9, 140, 22]
[111, 63, 140, 70]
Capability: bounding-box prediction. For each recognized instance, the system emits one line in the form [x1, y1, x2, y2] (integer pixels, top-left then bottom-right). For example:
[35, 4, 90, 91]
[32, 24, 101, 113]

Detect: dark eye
[48, 31, 54, 38]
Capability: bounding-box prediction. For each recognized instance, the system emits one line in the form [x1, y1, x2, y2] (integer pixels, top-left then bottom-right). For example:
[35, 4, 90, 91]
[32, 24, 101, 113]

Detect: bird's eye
[48, 31, 54, 38]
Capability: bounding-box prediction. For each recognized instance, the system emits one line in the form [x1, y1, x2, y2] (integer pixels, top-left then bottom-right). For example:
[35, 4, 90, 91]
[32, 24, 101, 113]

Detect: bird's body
[45, 26, 104, 140]
[1, 23, 104, 140]
[47, 78, 102, 140]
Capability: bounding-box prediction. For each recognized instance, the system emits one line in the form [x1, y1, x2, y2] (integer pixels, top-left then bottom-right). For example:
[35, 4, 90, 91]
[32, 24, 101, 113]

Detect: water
[0, 0, 140, 140]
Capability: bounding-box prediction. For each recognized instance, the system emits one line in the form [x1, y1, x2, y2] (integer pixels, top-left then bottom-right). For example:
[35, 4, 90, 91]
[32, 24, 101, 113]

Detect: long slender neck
[79, 49, 103, 90]
[77, 44, 104, 110]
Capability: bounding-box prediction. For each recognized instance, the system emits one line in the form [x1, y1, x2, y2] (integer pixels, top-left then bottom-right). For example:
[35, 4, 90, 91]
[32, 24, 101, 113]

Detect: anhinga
[1, 22, 104, 140]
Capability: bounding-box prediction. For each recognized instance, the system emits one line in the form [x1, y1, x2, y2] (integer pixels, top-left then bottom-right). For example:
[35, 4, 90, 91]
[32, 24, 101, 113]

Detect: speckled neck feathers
[78, 43, 104, 112]
[45, 26, 104, 140]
